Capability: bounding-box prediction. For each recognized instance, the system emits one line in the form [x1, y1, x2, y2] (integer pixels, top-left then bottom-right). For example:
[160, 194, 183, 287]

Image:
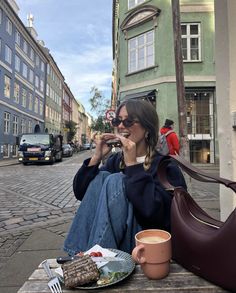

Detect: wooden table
[17, 259, 228, 292]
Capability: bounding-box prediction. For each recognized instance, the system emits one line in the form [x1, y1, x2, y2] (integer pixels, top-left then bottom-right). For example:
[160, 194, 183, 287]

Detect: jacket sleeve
[123, 162, 186, 230]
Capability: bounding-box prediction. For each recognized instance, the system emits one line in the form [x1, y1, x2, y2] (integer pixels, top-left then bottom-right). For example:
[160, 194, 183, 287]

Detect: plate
[58, 248, 135, 290]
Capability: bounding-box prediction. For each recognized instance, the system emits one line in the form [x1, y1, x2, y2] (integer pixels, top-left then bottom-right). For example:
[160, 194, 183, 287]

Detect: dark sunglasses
[111, 117, 138, 128]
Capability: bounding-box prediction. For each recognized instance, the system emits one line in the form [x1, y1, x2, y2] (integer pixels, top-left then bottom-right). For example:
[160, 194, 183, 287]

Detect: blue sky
[16, 0, 113, 115]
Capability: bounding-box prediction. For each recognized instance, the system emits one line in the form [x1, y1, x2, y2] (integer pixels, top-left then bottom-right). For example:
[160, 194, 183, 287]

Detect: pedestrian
[160, 119, 180, 155]
[63, 99, 186, 256]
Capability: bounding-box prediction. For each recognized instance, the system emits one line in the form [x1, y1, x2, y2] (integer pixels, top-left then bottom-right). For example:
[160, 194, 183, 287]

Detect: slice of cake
[62, 255, 100, 288]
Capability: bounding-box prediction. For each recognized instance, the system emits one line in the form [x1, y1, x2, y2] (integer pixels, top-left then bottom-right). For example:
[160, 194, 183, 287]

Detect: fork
[42, 260, 62, 293]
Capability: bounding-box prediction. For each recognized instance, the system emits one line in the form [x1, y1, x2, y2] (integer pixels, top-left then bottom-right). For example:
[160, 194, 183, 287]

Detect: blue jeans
[63, 171, 142, 256]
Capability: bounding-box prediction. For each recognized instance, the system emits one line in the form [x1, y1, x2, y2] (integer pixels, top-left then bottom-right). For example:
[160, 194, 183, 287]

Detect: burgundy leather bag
[158, 155, 236, 292]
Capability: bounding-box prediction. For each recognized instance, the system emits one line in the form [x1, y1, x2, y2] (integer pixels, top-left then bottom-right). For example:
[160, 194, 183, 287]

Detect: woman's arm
[123, 161, 186, 230]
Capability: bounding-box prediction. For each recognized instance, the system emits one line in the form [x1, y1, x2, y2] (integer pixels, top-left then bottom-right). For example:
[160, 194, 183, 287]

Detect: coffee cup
[132, 229, 171, 280]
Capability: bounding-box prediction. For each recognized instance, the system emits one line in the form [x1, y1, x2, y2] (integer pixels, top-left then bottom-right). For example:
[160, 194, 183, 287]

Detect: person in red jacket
[160, 119, 180, 155]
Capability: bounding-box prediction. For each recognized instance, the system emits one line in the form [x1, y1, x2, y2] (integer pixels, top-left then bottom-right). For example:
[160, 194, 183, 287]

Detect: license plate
[29, 157, 38, 161]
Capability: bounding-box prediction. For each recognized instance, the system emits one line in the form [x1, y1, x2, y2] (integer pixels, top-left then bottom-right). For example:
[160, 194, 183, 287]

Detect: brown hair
[116, 99, 159, 170]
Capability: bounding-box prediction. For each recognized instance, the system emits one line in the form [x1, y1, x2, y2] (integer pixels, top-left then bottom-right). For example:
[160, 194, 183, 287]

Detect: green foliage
[91, 116, 112, 133]
[65, 120, 77, 142]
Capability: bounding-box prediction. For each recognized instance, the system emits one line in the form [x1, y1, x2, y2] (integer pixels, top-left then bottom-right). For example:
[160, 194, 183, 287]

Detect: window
[181, 23, 201, 61]
[6, 18, 12, 35]
[35, 55, 39, 67]
[5, 45, 12, 64]
[4, 112, 10, 133]
[35, 75, 39, 88]
[34, 97, 39, 113]
[41, 62, 44, 72]
[39, 101, 43, 115]
[15, 30, 21, 46]
[29, 69, 34, 83]
[21, 118, 26, 134]
[0, 8, 2, 24]
[128, 0, 145, 9]
[4, 75, 11, 98]
[40, 79, 44, 92]
[22, 88, 27, 107]
[23, 39, 28, 54]
[28, 93, 33, 110]
[14, 82, 20, 103]
[15, 55, 20, 71]
[22, 63, 28, 78]
[13, 115, 19, 135]
[30, 47, 34, 60]
[0, 38, 1, 54]
[28, 120, 32, 133]
[128, 30, 154, 73]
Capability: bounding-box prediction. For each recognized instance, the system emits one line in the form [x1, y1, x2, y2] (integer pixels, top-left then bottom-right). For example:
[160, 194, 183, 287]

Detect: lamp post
[171, 0, 189, 160]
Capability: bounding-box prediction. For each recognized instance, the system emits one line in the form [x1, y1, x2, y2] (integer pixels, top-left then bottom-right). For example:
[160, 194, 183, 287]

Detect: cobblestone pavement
[0, 152, 92, 266]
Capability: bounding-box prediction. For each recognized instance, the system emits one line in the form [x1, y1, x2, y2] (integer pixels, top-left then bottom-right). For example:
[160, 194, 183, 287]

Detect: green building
[112, 0, 216, 164]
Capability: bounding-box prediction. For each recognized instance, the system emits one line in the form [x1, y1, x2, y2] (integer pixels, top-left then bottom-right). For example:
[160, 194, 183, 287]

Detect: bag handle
[158, 154, 236, 193]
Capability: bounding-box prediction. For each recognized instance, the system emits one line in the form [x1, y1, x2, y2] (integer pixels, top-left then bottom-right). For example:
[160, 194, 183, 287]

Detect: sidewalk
[0, 158, 20, 167]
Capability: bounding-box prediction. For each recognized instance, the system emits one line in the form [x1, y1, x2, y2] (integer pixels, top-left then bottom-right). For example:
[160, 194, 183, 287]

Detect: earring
[145, 132, 149, 139]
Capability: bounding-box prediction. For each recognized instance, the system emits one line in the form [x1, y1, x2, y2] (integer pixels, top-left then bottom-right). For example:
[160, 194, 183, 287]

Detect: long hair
[116, 99, 159, 170]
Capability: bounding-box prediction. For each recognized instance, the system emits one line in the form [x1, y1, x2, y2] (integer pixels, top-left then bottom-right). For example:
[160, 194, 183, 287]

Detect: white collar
[136, 155, 146, 163]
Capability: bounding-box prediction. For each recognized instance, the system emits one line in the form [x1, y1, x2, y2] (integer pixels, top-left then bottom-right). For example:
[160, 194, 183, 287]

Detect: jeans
[63, 171, 142, 256]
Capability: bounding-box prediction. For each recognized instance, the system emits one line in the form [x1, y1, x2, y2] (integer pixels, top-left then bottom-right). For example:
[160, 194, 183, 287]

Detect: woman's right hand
[88, 133, 117, 166]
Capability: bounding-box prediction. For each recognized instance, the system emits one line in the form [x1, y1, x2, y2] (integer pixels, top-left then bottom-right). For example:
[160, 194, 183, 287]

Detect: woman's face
[117, 105, 147, 147]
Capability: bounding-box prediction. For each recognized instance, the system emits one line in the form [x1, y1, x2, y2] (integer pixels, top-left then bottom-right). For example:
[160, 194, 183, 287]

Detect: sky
[16, 0, 113, 116]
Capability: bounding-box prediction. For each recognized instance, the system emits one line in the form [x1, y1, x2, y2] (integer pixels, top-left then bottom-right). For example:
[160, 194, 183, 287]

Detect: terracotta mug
[132, 229, 171, 280]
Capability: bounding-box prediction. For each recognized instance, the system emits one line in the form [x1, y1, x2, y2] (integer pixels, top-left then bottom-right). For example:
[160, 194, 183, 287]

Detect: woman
[64, 99, 186, 255]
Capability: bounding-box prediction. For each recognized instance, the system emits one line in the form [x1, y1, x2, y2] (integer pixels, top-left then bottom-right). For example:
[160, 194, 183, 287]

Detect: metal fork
[42, 260, 62, 293]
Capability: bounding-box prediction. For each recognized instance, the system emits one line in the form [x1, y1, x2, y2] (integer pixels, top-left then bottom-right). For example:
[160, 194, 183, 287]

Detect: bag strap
[165, 130, 174, 137]
[158, 154, 236, 193]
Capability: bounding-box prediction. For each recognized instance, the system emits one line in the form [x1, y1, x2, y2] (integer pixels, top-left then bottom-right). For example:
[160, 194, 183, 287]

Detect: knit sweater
[73, 151, 186, 231]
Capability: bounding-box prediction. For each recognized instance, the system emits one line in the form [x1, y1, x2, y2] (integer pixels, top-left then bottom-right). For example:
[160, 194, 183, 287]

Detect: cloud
[52, 45, 112, 113]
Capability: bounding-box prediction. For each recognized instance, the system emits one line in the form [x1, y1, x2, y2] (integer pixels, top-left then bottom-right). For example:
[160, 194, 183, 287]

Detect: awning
[124, 90, 156, 100]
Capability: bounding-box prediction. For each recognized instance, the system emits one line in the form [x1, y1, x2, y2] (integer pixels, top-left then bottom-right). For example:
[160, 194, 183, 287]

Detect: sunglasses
[111, 117, 138, 128]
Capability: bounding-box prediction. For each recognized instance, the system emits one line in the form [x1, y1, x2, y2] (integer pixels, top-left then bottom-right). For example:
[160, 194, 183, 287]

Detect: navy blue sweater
[73, 152, 186, 231]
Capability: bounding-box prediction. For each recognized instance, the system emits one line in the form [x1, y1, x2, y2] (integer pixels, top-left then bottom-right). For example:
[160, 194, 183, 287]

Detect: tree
[89, 86, 112, 133]
[65, 120, 77, 142]
[89, 86, 110, 117]
[91, 116, 112, 133]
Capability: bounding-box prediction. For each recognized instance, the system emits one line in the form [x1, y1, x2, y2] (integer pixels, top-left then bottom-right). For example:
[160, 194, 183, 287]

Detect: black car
[62, 144, 73, 157]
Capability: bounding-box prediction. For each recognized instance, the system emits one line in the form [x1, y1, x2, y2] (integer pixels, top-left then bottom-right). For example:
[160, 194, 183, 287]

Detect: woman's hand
[88, 133, 117, 166]
[116, 134, 138, 166]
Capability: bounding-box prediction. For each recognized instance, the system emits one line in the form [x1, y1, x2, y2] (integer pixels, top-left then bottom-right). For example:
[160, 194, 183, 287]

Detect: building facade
[0, 0, 48, 160]
[44, 51, 64, 135]
[112, 0, 216, 164]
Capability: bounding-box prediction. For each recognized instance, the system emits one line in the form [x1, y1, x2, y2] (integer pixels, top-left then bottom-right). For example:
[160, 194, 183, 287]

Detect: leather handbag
[157, 154, 236, 292]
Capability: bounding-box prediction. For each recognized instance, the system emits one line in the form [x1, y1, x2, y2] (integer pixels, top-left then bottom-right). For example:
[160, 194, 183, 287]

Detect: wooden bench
[17, 259, 228, 292]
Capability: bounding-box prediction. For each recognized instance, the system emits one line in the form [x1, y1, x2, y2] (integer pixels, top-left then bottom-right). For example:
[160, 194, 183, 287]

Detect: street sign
[105, 109, 116, 121]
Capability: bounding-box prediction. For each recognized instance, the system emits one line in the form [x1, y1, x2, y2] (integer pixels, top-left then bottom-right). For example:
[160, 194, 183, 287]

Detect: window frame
[4, 112, 10, 134]
[181, 22, 201, 62]
[5, 45, 12, 64]
[128, 30, 154, 74]
[4, 75, 11, 98]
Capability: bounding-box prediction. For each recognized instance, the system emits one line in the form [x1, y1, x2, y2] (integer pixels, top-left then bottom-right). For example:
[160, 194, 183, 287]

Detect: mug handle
[132, 244, 146, 264]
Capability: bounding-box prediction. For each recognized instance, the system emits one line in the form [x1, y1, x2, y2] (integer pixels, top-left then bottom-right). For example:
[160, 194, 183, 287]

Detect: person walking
[63, 100, 186, 255]
[160, 119, 180, 155]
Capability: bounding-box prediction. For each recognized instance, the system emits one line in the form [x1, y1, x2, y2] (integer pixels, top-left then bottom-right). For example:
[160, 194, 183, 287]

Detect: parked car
[82, 143, 91, 150]
[62, 144, 73, 157]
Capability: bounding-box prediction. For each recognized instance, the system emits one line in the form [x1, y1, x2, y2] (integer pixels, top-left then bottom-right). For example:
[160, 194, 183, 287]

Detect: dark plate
[58, 248, 135, 290]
